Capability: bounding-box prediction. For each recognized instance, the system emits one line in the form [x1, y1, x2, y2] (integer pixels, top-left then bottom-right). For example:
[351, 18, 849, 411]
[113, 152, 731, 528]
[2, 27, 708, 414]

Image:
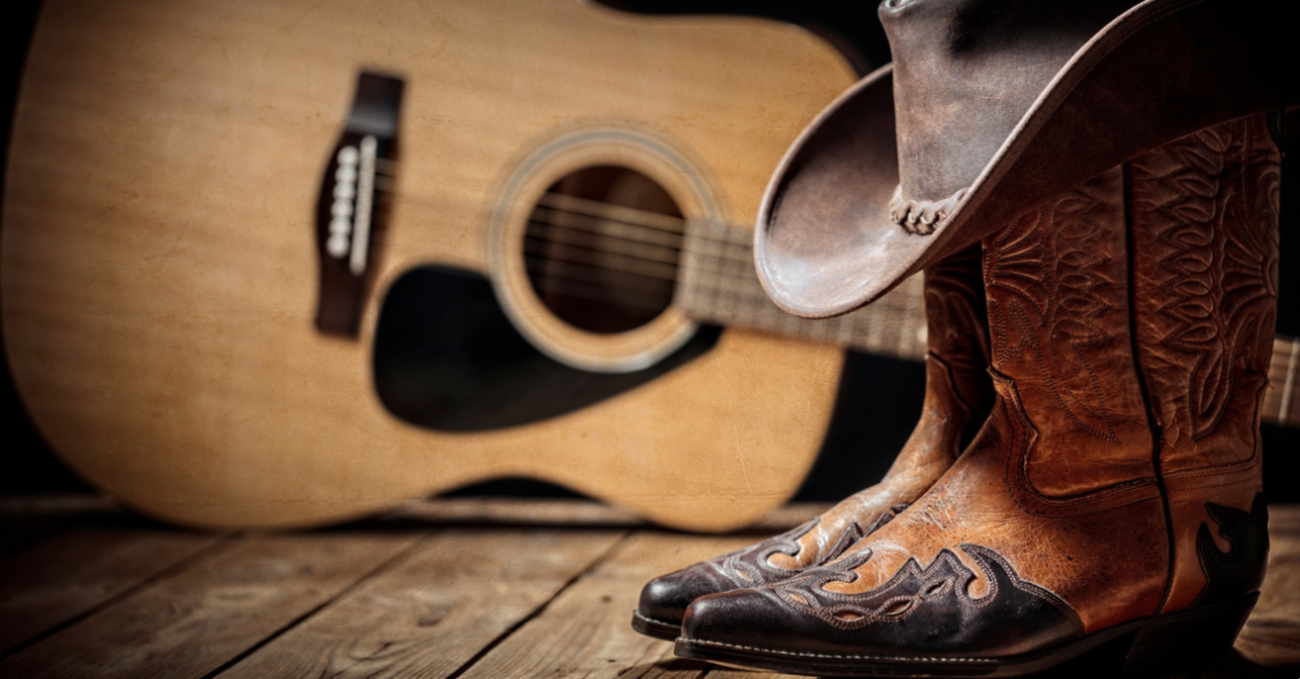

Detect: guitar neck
[1263, 334, 1300, 428]
[675, 221, 1300, 430]
[674, 218, 928, 362]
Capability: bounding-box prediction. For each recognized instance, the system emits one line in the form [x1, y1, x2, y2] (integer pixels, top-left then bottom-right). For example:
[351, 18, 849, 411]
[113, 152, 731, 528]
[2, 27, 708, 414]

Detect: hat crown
[879, 0, 1136, 207]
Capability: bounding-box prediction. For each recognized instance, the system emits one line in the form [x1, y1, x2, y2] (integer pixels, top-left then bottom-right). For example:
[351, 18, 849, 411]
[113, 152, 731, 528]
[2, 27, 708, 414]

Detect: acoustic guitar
[11, 0, 1292, 532]
[2, 0, 943, 531]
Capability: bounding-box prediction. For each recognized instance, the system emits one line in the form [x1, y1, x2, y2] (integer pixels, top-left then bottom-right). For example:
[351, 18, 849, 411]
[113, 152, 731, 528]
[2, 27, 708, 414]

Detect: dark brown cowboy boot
[631, 247, 994, 640]
[675, 115, 1277, 676]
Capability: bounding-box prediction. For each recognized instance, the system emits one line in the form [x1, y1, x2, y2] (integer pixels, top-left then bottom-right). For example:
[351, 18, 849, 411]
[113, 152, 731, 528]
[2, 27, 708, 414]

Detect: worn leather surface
[882, 0, 1133, 212]
[682, 544, 1083, 657]
[1128, 115, 1279, 614]
[984, 165, 1156, 498]
[638, 247, 993, 625]
[682, 118, 1277, 661]
[754, 0, 1300, 319]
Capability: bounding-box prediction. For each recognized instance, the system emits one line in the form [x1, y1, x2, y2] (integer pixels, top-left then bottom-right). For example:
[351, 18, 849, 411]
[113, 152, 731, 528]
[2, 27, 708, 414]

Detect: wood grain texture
[220, 528, 626, 679]
[3, 0, 856, 532]
[0, 495, 125, 560]
[678, 217, 929, 360]
[457, 531, 755, 679]
[0, 527, 222, 654]
[0, 499, 1295, 677]
[377, 498, 833, 533]
[0, 532, 422, 679]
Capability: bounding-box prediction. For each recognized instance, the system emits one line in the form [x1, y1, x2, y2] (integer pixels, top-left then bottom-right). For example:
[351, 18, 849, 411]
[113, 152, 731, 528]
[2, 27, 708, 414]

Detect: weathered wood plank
[0, 531, 423, 679]
[0, 494, 126, 560]
[382, 499, 832, 534]
[217, 527, 627, 679]
[0, 526, 222, 655]
[381, 498, 647, 528]
[456, 531, 755, 679]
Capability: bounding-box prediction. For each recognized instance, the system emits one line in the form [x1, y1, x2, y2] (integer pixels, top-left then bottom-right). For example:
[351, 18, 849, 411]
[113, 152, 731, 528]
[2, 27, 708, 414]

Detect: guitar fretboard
[675, 219, 1299, 430]
[674, 218, 927, 361]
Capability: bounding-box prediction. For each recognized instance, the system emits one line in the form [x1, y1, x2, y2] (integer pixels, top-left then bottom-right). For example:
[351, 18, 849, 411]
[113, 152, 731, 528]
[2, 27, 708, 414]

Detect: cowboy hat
[756, 0, 1297, 318]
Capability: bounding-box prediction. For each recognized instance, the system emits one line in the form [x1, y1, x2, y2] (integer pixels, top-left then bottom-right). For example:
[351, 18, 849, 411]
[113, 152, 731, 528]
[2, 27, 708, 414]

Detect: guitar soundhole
[524, 166, 683, 334]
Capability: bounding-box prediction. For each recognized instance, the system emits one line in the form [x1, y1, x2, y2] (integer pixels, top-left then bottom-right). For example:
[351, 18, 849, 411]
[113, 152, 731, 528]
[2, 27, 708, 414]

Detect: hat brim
[756, 0, 1298, 319]
[754, 65, 917, 319]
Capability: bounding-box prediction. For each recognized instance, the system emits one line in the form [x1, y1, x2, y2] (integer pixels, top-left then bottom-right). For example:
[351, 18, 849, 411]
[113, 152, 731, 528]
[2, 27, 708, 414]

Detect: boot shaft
[1128, 116, 1280, 472]
[870, 246, 995, 504]
[980, 114, 1278, 497]
[1128, 115, 1278, 613]
[980, 113, 1278, 614]
[923, 244, 994, 418]
[982, 162, 1159, 497]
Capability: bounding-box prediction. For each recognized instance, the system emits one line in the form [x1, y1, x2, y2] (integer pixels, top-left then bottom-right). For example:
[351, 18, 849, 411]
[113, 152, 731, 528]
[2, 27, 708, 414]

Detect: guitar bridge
[314, 72, 404, 337]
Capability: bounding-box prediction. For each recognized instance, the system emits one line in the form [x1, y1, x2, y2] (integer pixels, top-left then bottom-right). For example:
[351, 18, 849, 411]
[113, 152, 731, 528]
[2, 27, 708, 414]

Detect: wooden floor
[0, 497, 1295, 679]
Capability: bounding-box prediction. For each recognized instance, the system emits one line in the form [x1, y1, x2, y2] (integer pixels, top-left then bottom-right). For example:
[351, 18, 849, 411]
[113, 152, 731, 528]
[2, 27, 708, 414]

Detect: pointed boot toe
[679, 587, 812, 656]
[676, 546, 1088, 676]
[634, 563, 739, 640]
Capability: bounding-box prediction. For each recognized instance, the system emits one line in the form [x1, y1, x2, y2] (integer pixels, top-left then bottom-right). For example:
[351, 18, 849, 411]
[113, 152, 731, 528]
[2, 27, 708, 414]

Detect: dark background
[1, 1, 1295, 505]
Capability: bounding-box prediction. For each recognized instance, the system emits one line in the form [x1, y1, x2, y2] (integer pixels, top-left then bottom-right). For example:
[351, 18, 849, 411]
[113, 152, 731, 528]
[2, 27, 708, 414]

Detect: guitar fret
[898, 274, 926, 358]
[683, 219, 1294, 423]
[675, 218, 930, 360]
[1279, 335, 1298, 427]
[1261, 334, 1298, 427]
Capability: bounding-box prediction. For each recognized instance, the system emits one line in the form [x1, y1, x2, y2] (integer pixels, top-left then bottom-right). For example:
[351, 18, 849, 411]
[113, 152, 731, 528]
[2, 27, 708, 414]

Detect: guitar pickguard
[373, 266, 721, 431]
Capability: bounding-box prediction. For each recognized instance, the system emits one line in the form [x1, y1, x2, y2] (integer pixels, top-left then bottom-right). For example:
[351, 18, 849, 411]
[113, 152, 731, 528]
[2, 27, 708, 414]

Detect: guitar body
[3, 0, 855, 530]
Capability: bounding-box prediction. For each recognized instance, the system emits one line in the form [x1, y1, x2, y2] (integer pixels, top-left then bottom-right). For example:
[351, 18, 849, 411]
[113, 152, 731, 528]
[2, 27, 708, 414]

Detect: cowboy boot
[631, 246, 994, 640]
[675, 115, 1277, 676]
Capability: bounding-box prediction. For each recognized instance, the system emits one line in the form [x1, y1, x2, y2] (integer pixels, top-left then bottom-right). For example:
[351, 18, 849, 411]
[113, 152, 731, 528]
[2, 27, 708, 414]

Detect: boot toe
[679, 587, 827, 655]
[638, 562, 737, 626]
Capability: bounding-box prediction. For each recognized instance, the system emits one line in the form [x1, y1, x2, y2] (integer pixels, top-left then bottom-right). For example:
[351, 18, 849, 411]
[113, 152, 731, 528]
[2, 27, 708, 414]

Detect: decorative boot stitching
[682, 638, 998, 663]
[720, 518, 818, 585]
[923, 246, 995, 451]
[769, 544, 1083, 636]
[719, 518, 864, 586]
[985, 173, 1124, 444]
[1130, 118, 1280, 442]
[924, 244, 990, 366]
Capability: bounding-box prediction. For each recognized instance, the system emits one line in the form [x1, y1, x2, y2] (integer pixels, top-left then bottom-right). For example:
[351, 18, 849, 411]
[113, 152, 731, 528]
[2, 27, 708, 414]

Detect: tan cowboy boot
[631, 246, 994, 640]
[676, 115, 1277, 676]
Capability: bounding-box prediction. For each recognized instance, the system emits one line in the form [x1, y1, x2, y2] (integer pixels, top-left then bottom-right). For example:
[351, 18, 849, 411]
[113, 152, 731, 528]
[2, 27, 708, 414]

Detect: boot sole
[675, 592, 1257, 677]
[631, 610, 681, 641]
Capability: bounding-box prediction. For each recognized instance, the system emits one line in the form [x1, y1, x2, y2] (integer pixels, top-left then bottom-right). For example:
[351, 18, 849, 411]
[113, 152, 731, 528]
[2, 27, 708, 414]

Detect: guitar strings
[525, 206, 926, 316]
[522, 235, 678, 282]
[526, 217, 681, 264]
[524, 253, 674, 291]
[527, 208, 924, 312]
[536, 192, 685, 234]
[523, 214, 752, 263]
[520, 192, 928, 356]
[529, 206, 685, 249]
[526, 273, 673, 313]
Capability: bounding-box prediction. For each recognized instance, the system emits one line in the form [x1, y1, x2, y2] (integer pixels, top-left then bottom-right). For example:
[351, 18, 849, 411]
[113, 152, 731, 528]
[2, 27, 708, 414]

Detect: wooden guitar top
[3, 0, 856, 530]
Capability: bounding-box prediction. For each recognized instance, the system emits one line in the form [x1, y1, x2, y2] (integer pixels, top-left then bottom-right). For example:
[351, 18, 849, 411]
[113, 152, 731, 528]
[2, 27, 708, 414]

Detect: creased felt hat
[755, 0, 1298, 319]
